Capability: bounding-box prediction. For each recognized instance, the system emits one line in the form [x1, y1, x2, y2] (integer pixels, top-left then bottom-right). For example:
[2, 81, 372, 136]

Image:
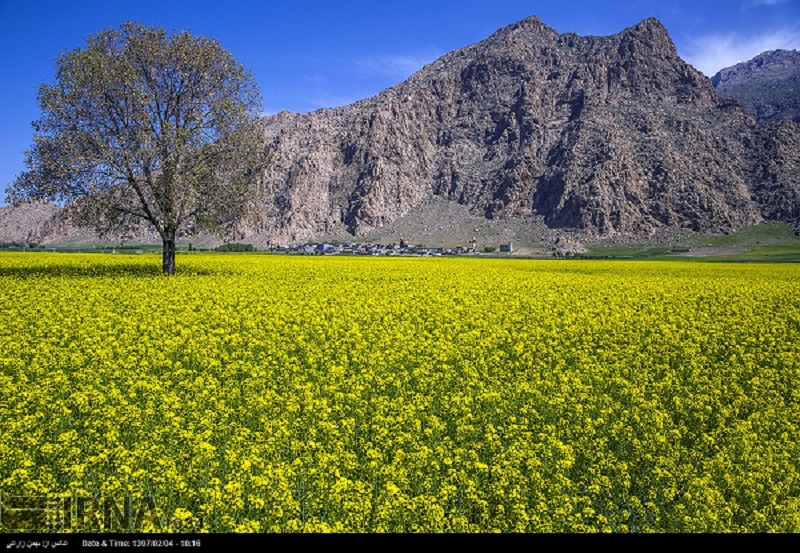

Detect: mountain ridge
[712, 49, 800, 124]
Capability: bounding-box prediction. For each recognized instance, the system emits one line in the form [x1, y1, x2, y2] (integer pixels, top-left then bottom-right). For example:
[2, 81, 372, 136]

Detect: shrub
[216, 243, 256, 252]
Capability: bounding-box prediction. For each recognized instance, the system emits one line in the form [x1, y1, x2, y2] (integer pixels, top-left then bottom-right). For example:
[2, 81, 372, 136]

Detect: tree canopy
[6, 21, 267, 274]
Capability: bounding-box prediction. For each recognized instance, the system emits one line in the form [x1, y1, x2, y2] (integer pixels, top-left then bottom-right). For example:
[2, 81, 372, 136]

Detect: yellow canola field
[0, 252, 798, 532]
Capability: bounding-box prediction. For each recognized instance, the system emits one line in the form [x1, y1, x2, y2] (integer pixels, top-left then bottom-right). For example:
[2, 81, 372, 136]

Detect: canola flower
[0, 252, 798, 532]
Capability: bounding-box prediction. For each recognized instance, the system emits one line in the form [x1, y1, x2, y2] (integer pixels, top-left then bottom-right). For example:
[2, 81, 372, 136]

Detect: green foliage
[6, 21, 267, 275]
[690, 222, 800, 247]
[585, 246, 674, 259]
[483, 246, 496, 253]
[0, 242, 43, 251]
[215, 243, 256, 252]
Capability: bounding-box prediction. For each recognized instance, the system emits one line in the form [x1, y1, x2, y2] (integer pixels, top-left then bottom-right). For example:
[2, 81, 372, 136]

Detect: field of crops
[1, 252, 799, 532]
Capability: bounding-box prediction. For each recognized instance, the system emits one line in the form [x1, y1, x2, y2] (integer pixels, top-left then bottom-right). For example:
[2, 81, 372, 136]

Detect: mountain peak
[486, 13, 559, 43]
[622, 17, 673, 46]
[714, 48, 800, 82]
[511, 14, 550, 31]
[634, 17, 668, 31]
[712, 49, 800, 124]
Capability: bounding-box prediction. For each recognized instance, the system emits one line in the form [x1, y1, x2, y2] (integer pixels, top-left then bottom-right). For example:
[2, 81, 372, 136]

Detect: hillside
[712, 49, 800, 125]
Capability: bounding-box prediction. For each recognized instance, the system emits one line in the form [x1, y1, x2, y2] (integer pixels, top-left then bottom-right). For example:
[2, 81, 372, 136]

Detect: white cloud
[353, 52, 441, 80]
[304, 93, 363, 110]
[743, 0, 790, 8]
[683, 27, 800, 75]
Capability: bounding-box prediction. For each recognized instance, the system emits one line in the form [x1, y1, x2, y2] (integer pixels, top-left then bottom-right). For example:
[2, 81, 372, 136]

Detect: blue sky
[2, 0, 799, 204]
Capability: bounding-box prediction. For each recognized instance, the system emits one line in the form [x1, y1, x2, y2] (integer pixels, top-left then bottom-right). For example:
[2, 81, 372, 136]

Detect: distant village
[266, 240, 514, 256]
[0, 239, 517, 256]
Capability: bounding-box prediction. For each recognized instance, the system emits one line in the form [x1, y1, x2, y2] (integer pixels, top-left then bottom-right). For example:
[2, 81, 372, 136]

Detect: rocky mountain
[255, 16, 800, 243]
[4, 16, 800, 246]
[0, 200, 72, 244]
[0, 199, 163, 246]
[712, 49, 800, 125]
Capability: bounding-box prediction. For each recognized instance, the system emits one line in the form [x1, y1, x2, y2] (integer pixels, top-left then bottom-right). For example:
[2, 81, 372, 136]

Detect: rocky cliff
[712, 49, 800, 125]
[0, 200, 73, 244]
[255, 16, 800, 242]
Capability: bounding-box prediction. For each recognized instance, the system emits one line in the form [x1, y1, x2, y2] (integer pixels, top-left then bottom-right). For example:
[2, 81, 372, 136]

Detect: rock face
[0, 200, 160, 245]
[256, 16, 800, 242]
[0, 201, 71, 244]
[712, 50, 800, 125]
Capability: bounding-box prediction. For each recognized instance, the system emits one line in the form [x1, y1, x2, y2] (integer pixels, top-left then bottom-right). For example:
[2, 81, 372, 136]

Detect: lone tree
[6, 21, 267, 274]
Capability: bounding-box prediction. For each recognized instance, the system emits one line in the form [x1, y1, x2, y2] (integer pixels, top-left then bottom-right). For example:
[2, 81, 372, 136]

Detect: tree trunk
[162, 235, 176, 275]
